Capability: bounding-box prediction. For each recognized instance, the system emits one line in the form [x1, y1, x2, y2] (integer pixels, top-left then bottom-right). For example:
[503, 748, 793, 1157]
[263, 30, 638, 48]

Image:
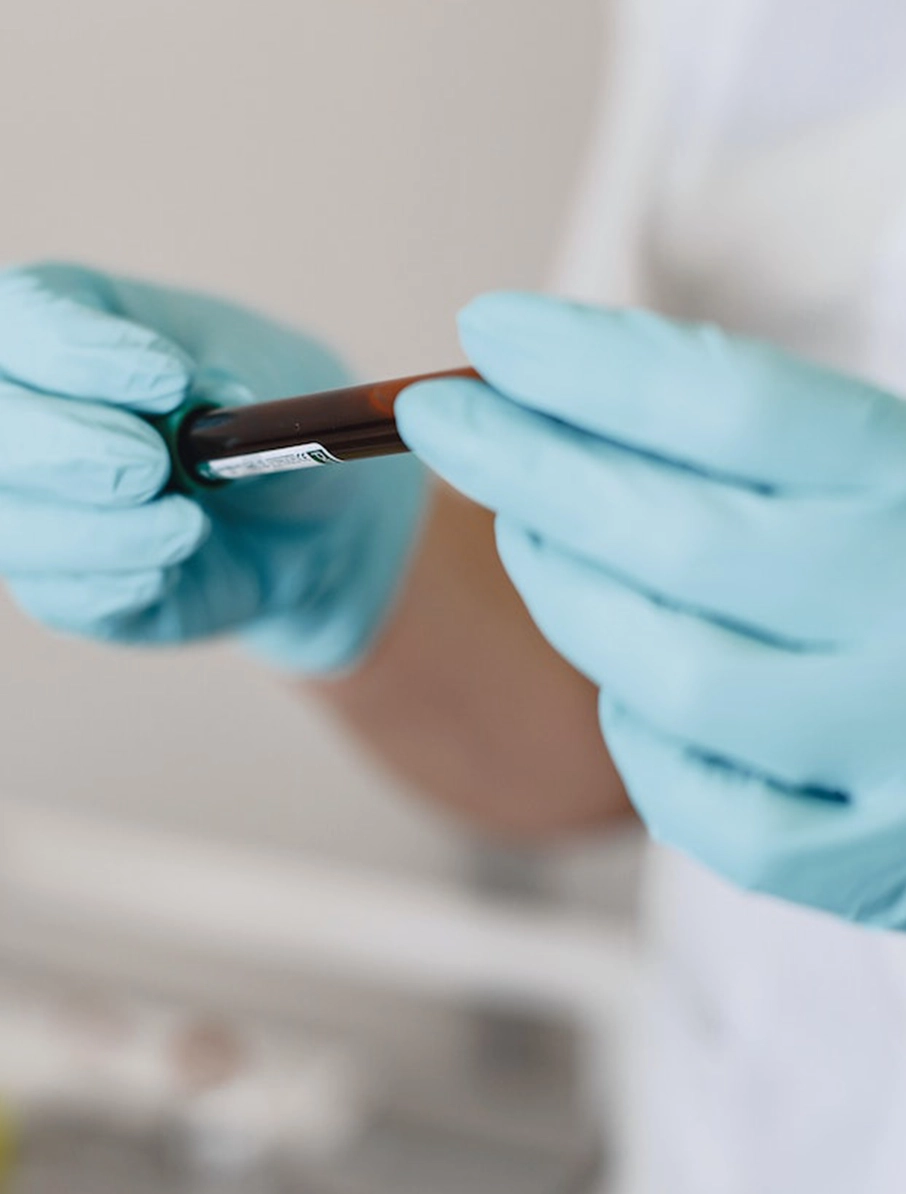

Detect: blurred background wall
[0, 0, 606, 878]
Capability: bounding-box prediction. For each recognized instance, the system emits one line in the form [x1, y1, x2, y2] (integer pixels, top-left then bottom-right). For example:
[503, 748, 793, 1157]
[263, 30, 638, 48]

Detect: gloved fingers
[8, 533, 259, 645]
[6, 568, 175, 632]
[97, 274, 352, 405]
[0, 265, 191, 413]
[397, 376, 903, 643]
[95, 529, 268, 643]
[455, 291, 906, 494]
[0, 493, 209, 573]
[0, 384, 171, 505]
[597, 696, 869, 919]
[496, 517, 860, 793]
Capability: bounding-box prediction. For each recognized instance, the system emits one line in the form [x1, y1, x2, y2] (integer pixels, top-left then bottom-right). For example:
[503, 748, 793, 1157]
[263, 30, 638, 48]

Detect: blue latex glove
[0, 264, 425, 672]
[397, 291, 906, 928]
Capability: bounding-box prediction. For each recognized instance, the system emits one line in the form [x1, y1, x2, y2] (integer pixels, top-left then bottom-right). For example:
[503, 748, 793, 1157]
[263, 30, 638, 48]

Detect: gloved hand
[0, 263, 425, 672]
[397, 291, 906, 928]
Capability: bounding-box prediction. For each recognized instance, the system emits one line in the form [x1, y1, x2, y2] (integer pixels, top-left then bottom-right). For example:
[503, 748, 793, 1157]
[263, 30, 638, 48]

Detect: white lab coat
[555, 1, 906, 1189]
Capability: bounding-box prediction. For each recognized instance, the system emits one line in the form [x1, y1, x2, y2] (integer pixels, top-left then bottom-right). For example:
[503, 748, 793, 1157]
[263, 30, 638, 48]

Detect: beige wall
[0, 0, 603, 876]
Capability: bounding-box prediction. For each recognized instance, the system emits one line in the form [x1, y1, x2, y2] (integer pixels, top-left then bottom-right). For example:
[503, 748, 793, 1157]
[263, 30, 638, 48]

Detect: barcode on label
[199, 443, 342, 481]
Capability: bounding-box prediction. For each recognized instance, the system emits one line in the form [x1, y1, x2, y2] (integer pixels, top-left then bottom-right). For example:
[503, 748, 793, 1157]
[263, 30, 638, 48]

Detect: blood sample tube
[169, 366, 480, 488]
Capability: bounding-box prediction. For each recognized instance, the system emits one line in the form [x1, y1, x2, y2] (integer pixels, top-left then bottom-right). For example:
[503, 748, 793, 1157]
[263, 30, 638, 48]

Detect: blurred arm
[311, 482, 632, 840]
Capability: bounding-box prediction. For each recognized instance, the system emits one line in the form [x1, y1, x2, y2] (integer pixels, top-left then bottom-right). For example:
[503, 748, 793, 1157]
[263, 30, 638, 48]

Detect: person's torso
[555, 2, 906, 1190]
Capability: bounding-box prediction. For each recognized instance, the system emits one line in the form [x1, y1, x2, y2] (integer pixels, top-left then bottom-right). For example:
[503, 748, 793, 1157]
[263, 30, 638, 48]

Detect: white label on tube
[199, 442, 343, 481]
